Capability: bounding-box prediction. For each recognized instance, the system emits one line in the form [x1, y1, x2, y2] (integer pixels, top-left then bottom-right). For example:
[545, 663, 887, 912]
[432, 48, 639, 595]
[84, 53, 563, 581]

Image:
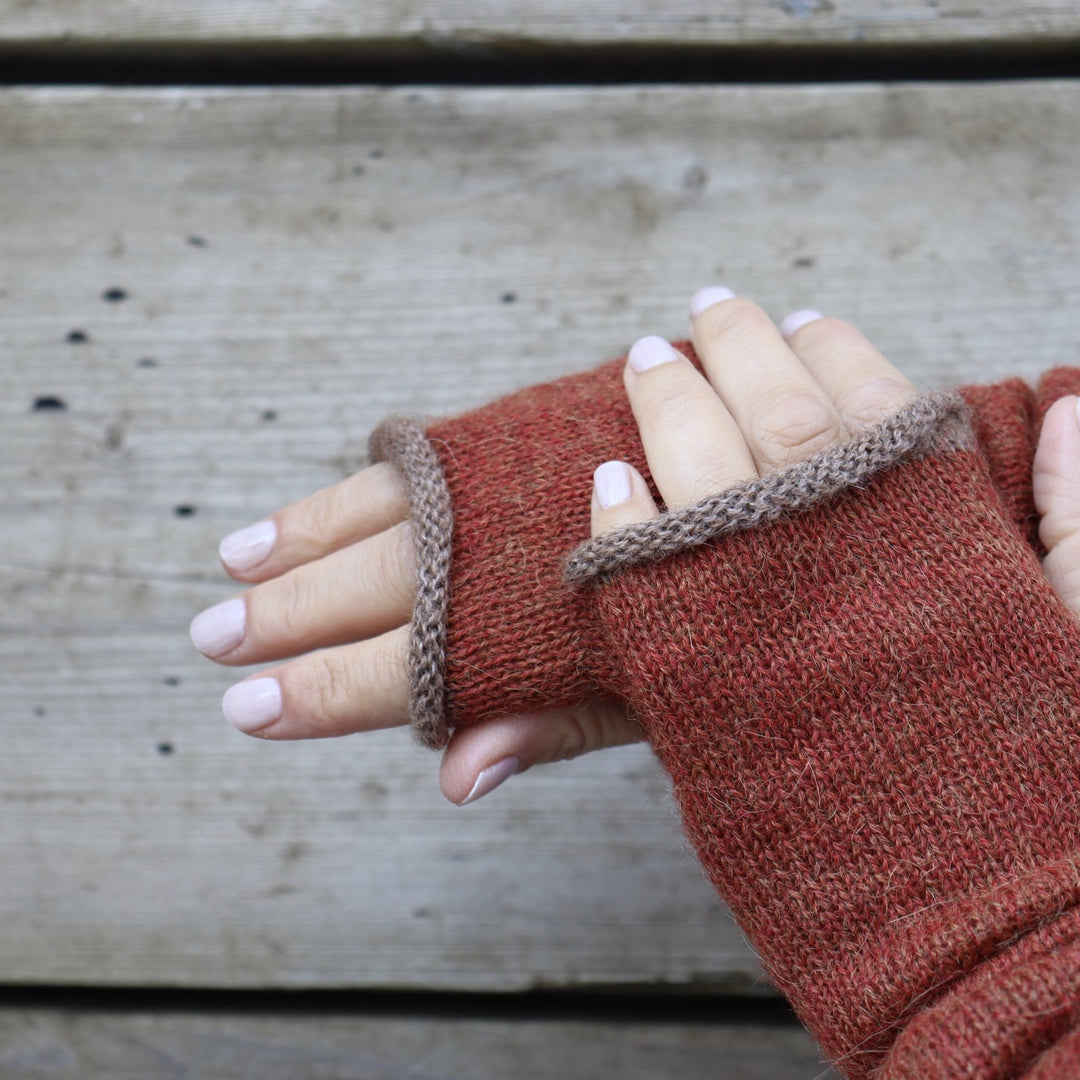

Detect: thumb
[1034, 395, 1080, 618]
[439, 701, 642, 806]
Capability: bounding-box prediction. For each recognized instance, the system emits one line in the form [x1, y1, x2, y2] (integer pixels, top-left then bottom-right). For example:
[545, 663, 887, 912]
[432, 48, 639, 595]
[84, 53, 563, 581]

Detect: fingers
[689, 295, 846, 472]
[779, 310, 919, 424]
[622, 336, 757, 507]
[191, 522, 415, 665]
[219, 462, 409, 583]
[221, 625, 411, 739]
[439, 701, 643, 805]
[590, 460, 659, 537]
[1035, 396, 1080, 619]
[609, 291, 921, 534]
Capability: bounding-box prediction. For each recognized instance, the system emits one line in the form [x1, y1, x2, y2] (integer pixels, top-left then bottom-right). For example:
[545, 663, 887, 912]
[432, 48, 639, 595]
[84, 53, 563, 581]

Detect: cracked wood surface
[0, 83, 1077, 999]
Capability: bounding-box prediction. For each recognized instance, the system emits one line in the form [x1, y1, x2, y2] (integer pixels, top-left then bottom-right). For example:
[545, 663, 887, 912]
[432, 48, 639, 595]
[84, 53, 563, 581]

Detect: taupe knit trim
[369, 417, 453, 750]
[564, 391, 973, 588]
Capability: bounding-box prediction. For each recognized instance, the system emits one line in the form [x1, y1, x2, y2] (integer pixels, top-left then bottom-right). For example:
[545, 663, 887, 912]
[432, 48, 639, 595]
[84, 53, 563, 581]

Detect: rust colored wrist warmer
[571, 392, 1080, 1078]
[370, 345, 1075, 748]
[372, 354, 1080, 1076]
[372, 354, 1080, 1073]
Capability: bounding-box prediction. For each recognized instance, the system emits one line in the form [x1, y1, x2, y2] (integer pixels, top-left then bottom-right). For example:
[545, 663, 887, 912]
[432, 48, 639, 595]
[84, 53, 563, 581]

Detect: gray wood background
[1, 1, 1078, 48]
[1, 5, 1079, 1079]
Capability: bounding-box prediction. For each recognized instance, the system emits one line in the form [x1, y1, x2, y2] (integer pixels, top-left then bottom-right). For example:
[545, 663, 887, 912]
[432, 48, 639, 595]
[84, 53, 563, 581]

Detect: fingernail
[190, 597, 246, 657]
[594, 461, 633, 510]
[219, 520, 276, 573]
[627, 335, 680, 373]
[222, 677, 282, 734]
[689, 285, 736, 318]
[1074, 397, 1080, 435]
[460, 756, 520, 806]
[779, 308, 825, 339]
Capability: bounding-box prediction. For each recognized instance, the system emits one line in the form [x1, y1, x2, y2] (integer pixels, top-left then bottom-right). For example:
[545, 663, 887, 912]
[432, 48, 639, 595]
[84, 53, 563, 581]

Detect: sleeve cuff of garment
[368, 417, 454, 750]
[563, 390, 973, 587]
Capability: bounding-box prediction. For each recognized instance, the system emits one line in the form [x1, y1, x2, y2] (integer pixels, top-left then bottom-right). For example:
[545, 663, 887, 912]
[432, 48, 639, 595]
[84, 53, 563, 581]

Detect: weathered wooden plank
[0, 82, 1078, 991]
[0, 1, 1078, 51]
[0, 1006, 833, 1080]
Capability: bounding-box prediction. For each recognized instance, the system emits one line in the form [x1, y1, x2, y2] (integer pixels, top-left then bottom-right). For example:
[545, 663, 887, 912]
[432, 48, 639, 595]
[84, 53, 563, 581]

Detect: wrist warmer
[370, 345, 1076, 748]
[572, 389, 1080, 1078]
[373, 351, 1080, 1074]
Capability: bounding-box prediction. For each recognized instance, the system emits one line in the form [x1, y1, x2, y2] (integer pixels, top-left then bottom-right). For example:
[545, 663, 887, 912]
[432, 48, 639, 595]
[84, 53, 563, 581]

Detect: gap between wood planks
[0, 986, 801, 1024]
[1, 38, 1080, 85]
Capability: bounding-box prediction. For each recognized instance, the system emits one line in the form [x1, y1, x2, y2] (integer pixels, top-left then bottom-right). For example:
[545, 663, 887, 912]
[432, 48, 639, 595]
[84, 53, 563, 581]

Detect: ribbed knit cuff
[368, 417, 454, 750]
[564, 390, 973, 587]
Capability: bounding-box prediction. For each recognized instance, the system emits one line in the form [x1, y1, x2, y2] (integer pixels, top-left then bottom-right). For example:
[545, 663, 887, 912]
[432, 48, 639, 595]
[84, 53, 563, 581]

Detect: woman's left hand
[192, 287, 1080, 806]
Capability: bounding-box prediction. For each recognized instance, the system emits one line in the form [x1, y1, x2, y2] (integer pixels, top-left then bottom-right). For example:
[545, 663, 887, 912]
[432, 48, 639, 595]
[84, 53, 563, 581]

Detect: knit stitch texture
[371, 347, 1080, 1076]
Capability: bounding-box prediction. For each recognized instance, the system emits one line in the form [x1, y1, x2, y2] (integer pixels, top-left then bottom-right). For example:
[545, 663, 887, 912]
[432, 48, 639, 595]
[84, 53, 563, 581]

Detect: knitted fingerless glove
[565, 385, 1080, 1078]
[372, 351, 1080, 1077]
[370, 344, 1067, 748]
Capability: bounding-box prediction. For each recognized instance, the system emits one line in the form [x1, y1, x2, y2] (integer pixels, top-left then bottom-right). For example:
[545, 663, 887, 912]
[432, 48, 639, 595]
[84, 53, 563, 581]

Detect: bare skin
[191, 289, 1080, 805]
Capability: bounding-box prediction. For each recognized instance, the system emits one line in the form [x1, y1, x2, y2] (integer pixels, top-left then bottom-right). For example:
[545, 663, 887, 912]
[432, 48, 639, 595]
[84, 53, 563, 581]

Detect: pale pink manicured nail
[460, 756, 520, 806]
[779, 309, 825, 339]
[594, 461, 633, 510]
[627, 335, 680, 373]
[689, 285, 736, 318]
[219, 520, 276, 573]
[1074, 397, 1080, 435]
[222, 677, 282, 734]
[189, 597, 246, 657]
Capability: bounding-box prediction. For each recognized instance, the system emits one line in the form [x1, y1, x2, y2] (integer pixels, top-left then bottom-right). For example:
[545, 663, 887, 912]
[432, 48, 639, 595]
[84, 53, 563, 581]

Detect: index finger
[218, 462, 409, 584]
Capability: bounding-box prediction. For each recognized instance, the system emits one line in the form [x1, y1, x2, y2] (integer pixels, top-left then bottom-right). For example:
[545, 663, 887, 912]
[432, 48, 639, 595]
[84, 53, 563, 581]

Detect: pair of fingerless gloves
[372, 346, 1080, 1079]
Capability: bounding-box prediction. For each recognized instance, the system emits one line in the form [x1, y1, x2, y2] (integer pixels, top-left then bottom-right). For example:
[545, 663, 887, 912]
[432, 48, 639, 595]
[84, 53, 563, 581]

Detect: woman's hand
[191, 287, 1080, 805]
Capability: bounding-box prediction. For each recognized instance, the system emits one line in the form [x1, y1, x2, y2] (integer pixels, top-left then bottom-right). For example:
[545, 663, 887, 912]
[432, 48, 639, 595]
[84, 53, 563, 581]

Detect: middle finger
[689, 290, 846, 473]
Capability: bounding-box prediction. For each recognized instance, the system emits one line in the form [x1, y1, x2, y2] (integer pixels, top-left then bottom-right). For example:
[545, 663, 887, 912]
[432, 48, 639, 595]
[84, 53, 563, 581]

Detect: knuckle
[304, 486, 345, 542]
[752, 392, 844, 465]
[268, 570, 310, 641]
[306, 654, 349, 723]
[835, 377, 918, 427]
[556, 701, 634, 762]
[558, 706, 603, 762]
[697, 296, 773, 344]
[368, 524, 416, 610]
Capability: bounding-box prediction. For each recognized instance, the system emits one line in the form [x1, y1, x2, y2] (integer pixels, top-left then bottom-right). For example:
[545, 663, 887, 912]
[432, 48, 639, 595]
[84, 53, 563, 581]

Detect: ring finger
[778, 310, 919, 425]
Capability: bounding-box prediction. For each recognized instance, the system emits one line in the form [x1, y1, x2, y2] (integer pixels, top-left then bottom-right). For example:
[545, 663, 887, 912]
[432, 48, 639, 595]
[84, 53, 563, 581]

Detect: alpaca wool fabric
[371, 347, 1080, 1075]
[589, 436, 1080, 1077]
[564, 390, 971, 585]
[368, 417, 454, 749]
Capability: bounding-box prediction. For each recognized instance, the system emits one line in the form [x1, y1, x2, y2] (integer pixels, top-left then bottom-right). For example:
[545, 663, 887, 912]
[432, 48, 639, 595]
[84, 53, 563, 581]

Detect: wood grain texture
[0, 0, 1079, 50]
[0, 82, 1078, 990]
[0, 1006, 835, 1080]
